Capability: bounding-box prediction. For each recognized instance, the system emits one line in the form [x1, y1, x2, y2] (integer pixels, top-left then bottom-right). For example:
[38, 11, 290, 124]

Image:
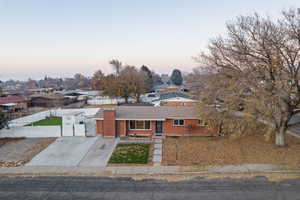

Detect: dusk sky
[0, 0, 299, 81]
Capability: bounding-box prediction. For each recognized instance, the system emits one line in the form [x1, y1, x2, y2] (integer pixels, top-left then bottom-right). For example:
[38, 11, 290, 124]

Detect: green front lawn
[109, 143, 150, 164]
[26, 117, 62, 126]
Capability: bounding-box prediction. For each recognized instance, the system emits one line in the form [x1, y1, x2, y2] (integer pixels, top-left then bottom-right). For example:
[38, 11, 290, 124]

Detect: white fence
[74, 124, 85, 136]
[85, 119, 96, 137]
[0, 126, 61, 138]
[87, 98, 124, 105]
[8, 110, 51, 127]
[87, 96, 135, 105]
[62, 124, 86, 136]
[8, 108, 99, 127]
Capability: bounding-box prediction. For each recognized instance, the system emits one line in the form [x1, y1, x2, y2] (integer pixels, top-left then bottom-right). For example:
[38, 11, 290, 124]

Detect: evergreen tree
[0, 111, 8, 130]
[140, 65, 153, 92]
[171, 69, 183, 85]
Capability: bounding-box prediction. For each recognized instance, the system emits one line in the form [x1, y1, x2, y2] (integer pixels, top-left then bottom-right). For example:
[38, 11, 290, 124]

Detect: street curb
[1, 166, 300, 176]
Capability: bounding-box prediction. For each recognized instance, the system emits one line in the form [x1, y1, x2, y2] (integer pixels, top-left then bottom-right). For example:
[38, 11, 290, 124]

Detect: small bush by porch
[109, 143, 150, 164]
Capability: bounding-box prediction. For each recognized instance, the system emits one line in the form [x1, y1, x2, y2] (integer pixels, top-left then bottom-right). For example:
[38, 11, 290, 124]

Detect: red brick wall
[117, 120, 127, 136]
[96, 120, 103, 135]
[163, 119, 218, 136]
[103, 109, 116, 137]
[96, 118, 218, 137]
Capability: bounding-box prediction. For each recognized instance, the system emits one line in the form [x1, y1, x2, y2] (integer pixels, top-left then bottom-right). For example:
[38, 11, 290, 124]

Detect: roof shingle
[94, 106, 199, 120]
[0, 96, 26, 105]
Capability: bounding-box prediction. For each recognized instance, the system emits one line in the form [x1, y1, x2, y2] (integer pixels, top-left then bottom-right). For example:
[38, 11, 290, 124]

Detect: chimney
[103, 108, 116, 137]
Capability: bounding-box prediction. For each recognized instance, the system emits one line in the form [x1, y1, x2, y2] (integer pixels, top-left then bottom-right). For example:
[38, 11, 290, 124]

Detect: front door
[155, 121, 163, 135]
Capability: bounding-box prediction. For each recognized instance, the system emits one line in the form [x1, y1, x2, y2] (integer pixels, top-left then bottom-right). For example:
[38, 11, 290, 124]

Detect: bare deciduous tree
[119, 66, 145, 103]
[91, 70, 104, 90]
[184, 68, 214, 98]
[109, 59, 122, 75]
[94, 62, 146, 103]
[197, 8, 300, 146]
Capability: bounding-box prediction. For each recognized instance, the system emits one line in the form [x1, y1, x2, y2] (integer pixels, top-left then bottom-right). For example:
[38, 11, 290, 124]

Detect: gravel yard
[0, 138, 56, 167]
[162, 134, 300, 167]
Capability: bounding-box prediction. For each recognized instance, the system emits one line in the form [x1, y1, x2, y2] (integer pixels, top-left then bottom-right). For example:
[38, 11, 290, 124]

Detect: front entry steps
[153, 135, 165, 139]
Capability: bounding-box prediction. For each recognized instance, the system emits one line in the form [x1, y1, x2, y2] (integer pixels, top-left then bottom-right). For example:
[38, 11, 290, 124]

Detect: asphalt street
[0, 176, 299, 200]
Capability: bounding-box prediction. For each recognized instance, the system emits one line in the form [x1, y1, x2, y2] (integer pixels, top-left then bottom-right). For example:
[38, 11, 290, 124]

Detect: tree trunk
[275, 126, 286, 147]
[136, 94, 141, 103]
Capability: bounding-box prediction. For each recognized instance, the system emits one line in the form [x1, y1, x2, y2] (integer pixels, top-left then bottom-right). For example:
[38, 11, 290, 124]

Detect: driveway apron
[26, 137, 98, 166]
[78, 137, 118, 167]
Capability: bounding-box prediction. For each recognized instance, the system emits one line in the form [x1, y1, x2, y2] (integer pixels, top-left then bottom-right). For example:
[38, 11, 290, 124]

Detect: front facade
[159, 97, 199, 106]
[94, 106, 217, 137]
[152, 92, 199, 107]
[0, 96, 28, 120]
[30, 94, 74, 107]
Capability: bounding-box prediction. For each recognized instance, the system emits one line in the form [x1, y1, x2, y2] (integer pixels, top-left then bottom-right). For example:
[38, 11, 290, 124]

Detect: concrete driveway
[26, 137, 117, 167]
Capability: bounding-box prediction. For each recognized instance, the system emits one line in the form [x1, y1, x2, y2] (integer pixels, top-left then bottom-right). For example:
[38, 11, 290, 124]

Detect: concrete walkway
[152, 138, 163, 166]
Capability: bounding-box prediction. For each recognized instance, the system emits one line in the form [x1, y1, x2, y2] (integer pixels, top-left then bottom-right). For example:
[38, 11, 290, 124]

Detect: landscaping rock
[0, 160, 27, 167]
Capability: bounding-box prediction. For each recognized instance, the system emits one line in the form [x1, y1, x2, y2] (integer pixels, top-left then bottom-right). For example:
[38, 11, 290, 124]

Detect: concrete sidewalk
[0, 166, 180, 175]
[0, 164, 299, 176]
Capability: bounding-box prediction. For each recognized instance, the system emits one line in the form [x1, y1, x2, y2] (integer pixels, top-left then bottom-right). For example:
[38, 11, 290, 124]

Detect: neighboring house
[55, 90, 99, 103]
[140, 93, 157, 103]
[30, 93, 73, 107]
[153, 83, 170, 93]
[93, 106, 217, 137]
[0, 96, 27, 119]
[152, 92, 199, 106]
[156, 85, 181, 94]
[29, 88, 54, 94]
[55, 90, 99, 97]
[63, 101, 86, 109]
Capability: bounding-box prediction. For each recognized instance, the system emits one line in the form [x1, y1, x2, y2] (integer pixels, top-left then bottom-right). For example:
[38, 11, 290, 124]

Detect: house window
[129, 120, 151, 130]
[198, 120, 208, 126]
[173, 119, 184, 126]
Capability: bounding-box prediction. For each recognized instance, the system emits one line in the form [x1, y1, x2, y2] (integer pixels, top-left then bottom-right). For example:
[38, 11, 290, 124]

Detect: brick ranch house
[29, 93, 75, 107]
[0, 96, 27, 120]
[94, 106, 218, 137]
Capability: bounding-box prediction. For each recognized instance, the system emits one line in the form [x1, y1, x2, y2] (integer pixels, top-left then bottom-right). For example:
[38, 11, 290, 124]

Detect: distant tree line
[0, 74, 92, 91]
[1, 67, 184, 93]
